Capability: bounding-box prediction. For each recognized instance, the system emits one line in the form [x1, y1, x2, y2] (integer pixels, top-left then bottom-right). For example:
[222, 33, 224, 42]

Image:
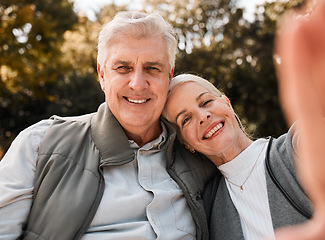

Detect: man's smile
[125, 97, 150, 104]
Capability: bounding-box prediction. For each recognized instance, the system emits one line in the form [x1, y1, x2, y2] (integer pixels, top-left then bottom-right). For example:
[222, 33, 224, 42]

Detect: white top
[218, 138, 275, 240]
[0, 119, 196, 240]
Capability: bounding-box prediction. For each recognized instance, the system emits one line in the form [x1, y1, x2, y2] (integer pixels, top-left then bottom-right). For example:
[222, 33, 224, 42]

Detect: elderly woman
[163, 73, 312, 240]
[164, 0, 325, 238]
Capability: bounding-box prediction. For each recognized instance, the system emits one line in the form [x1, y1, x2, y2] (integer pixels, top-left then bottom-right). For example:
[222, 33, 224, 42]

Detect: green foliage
[0, 0, 78, 94]
[226, 0, 305, 137]
[0, 0, 306, 158]
[0, 0, 103, 157]
[144, 0, 304, 137]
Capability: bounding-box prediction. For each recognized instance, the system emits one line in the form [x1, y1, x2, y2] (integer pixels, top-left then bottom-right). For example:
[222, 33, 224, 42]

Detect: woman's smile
[203, 121, 224, 139]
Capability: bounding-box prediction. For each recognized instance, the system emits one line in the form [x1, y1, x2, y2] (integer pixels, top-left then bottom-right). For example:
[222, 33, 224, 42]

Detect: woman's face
[165, 81, 243, 159]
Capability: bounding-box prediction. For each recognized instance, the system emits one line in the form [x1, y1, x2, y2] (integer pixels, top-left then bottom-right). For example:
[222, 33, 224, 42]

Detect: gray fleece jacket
[204, 126, 313, 240]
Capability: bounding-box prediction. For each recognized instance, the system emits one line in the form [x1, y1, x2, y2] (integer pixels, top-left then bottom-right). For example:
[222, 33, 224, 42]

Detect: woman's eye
[182, 117, 190, 126]
[203, 99, 213, 106]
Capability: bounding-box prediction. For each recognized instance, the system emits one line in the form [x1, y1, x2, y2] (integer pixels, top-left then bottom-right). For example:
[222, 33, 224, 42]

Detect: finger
[308, 0, 325, 113]
[274, 213, 325, 240]
[274, 12, 312, 125]
[292, 1, 325, 202]
[275, 0, 325, 205]
[275, 0, 325, 124]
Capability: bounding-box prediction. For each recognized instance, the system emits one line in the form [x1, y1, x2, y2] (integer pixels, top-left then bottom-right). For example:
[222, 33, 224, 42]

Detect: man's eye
[146, 66, 161, 72]
[116, 66, 131, 73]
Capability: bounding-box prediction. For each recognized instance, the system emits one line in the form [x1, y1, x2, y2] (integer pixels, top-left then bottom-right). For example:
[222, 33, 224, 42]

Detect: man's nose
[129, 68, 148, 90]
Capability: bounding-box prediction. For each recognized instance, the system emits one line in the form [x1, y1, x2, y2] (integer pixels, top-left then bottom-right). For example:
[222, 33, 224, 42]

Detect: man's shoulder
[50, 112, 96, 125]
[17, 119, 53, 144]
[43, 112, 97, 143]
[38, 112, 99, 160]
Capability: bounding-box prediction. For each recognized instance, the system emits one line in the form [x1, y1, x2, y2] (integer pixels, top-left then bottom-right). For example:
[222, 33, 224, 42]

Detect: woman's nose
[199, 113, 210, 125]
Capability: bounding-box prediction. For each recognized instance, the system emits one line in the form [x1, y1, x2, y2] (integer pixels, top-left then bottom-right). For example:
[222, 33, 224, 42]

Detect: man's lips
[203, 122, 224, 139]
[124, 97, 150, 104]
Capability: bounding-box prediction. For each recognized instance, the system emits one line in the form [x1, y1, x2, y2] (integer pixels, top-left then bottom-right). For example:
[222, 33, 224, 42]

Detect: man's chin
[120, 117, 160, 131]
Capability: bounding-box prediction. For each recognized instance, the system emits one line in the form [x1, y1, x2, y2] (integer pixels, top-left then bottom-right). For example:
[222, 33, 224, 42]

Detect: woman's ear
[222, 95, 236, 113]
[184, 144, 196, 154]
[222, 95, 232, 106]
[222, 95, 231, 105]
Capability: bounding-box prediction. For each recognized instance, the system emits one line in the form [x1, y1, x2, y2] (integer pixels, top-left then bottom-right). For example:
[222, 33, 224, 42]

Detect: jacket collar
[90, 103, 177, 165]
[91, 103, 135, 165]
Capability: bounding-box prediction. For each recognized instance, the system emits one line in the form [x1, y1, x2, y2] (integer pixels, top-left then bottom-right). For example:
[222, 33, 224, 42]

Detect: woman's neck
[209, 136, 253, 167]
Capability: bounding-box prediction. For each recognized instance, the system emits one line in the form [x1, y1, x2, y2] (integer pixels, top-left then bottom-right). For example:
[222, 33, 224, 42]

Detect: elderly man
[0, 11, 216, 240]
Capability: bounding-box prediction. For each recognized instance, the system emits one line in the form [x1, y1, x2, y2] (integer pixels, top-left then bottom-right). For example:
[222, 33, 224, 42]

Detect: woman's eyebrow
[174, 92, 210, 123]
[175, 110, 186, 123]
[196, 92, 210, 101]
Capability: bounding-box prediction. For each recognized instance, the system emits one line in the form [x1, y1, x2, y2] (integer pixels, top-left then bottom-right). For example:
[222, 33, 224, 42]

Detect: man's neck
[124, 123, 162, 147]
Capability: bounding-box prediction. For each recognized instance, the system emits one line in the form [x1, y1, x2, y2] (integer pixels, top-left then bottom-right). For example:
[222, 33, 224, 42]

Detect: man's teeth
[127, 98, 147, 104]
[204, 123, 224, 139]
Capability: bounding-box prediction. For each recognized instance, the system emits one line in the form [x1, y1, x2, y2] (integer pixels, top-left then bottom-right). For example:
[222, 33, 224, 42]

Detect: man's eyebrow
[145, 62, 165, 68]
[112, 60, 132, 66]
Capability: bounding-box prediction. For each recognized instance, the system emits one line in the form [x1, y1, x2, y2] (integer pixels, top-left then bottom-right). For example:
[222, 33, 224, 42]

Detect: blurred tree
[142, 0, 304, 137]
[0, 0, 78, 98]
[223, 0, 305, 137]
[97, 2, 128, 25]
[0, 1, 129, 158]
[0, 0, 306, 158]
[0, 0, 97, 158]
[52, 3, 130, 117]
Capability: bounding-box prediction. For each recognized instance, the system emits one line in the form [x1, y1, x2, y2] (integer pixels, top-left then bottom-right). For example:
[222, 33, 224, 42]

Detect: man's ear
[97, 63, 105, 91]
[169, 66, 175, 83]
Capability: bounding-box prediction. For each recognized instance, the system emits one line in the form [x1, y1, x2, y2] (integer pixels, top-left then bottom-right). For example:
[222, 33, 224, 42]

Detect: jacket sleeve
[0, 120, 51, 239]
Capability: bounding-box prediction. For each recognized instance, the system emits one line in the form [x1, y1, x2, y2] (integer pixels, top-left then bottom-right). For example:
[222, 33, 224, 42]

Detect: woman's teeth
[204, 122, 224, 139]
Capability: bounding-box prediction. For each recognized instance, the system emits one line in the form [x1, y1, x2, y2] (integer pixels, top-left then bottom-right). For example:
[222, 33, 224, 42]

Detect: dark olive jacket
[20, 103, 217, 240]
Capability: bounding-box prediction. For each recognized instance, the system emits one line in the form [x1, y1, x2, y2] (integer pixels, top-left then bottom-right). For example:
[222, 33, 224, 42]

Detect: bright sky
[73, 0, 271, 22]
[73, 0, 142, 20]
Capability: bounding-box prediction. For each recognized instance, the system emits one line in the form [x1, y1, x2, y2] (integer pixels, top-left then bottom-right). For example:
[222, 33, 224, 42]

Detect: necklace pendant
[240, 186, 243, 192]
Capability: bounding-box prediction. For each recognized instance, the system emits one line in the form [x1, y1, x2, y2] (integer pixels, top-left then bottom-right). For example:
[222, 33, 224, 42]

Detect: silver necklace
[221, 142, 267, 193]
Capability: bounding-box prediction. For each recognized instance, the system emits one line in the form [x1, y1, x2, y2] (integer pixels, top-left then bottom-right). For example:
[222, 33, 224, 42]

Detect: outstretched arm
[274, 0, 325, 239]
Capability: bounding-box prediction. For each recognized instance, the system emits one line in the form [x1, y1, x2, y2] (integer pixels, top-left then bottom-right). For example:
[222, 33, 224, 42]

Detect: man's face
[98, 35, 174, 140]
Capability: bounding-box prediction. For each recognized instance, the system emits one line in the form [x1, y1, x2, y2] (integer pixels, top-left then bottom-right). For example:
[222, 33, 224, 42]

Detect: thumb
[272, 216, 325, 240]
